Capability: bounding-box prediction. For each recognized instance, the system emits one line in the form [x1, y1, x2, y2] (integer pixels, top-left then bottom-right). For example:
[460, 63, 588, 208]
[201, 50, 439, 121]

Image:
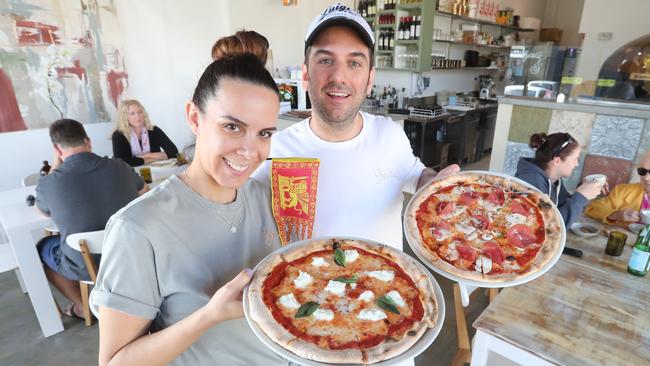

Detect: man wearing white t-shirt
[252, 3, 459, 251]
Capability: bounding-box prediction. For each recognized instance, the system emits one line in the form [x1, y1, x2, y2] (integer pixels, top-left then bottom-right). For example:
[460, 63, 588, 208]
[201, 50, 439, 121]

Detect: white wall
[114, 0, 231, 158]
[576, 0, 650, 82]
[226, 0, 355, 76]
[0, 122, 114, 190]
[542, 0, 584, 47]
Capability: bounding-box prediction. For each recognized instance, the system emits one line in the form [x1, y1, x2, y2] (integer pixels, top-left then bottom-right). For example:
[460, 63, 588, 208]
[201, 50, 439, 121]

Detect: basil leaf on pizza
[295, 301, 319, 318]
[333, 248, 345, 266]
[376, 295, 400, 314]
[333, 275, 358, 283]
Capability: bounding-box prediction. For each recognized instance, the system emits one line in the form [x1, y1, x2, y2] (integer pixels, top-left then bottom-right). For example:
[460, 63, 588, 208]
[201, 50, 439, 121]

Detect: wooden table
[471, 216, 649, 366]
[561, 216, 642, 282]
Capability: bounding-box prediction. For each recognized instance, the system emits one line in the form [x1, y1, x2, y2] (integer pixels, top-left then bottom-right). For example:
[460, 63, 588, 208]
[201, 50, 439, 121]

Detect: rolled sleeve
[90, 216, 162, 320]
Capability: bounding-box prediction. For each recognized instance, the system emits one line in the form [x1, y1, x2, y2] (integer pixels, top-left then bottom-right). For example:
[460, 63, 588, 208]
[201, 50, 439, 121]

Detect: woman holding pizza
[515, 132, 603, 228]
[90, 51, 289, 365]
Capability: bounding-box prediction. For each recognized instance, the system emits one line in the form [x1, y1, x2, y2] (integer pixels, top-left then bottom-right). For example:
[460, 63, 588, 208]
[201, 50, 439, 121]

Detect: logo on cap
[318, 3, 356, 21]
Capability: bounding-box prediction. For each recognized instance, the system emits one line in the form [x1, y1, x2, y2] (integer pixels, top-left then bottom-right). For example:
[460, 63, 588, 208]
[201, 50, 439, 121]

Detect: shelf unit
[363, 0, 531, 72]
[431, 39, 511, 49]
[435, 10, 535, 32]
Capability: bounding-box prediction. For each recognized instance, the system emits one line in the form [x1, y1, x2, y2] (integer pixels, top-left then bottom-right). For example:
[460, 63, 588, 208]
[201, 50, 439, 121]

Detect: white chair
[21, 173, 40, 187]
[451, 283, 501, 366]
[66, 230, 105, 326]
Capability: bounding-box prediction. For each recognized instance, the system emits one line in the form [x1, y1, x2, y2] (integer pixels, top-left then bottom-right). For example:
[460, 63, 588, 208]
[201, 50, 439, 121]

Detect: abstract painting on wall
[0, 0, 128, 133]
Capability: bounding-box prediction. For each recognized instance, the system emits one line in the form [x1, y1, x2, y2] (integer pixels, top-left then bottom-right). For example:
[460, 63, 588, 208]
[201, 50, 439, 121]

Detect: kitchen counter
[498, 96, 650, 119]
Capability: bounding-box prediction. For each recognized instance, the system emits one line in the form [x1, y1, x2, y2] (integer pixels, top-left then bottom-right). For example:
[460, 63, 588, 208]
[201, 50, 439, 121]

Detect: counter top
[498, 96, 650, 119]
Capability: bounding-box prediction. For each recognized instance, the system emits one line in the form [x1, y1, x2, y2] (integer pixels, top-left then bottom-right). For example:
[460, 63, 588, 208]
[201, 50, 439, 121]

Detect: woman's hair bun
[529, 133, 548, 150]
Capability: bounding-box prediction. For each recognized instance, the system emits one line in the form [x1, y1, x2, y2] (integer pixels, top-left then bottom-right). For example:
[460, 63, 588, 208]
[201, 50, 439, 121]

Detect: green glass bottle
[627, 224, 650, 276]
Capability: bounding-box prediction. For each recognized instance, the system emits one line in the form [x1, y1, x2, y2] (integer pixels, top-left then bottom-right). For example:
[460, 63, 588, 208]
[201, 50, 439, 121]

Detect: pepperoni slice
[510, 200, 531, 216]
[456, 244, 477, 262]
[482, 241, 504, 265]
[459, 191, 479, 206]
[436, 220, 451, 231]
[486, 189, 505, 206]
[507, 224, 538, 248]
[435, 201, 455, 216]
[516, 247, 538, 266]
[469, 212, 490, 230]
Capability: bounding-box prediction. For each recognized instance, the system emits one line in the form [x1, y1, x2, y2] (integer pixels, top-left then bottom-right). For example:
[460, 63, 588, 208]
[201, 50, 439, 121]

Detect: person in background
[91, 53, 288, 366]
[181, 30, 272, 163]
[252, 3, 459, 253]
[585, 151, 650, 226]
[112, 99, 178, 166]
[515, 132, 603, 228]
[35, 119, 147, 319]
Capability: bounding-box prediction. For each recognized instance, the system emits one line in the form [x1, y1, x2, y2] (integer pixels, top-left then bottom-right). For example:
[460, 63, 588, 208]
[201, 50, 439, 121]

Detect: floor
[0, 155, 493, 366]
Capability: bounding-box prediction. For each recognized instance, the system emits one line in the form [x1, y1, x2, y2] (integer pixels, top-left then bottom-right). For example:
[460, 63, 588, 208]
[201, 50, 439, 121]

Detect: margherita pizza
[247, 238, 440, 364]
[404, 172, 564, 283]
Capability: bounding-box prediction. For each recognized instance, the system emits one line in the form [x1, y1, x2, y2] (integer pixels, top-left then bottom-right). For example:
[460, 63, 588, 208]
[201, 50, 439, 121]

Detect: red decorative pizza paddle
[270, 158, 320, 245]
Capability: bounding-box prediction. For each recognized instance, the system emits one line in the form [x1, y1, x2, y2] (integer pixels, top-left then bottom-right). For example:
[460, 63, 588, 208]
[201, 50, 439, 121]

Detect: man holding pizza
[252, 3, 459, 252]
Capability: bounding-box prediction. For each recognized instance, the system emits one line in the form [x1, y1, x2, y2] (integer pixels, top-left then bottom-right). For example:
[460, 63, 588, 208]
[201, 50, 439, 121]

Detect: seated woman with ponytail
[514, 132, 604, 228]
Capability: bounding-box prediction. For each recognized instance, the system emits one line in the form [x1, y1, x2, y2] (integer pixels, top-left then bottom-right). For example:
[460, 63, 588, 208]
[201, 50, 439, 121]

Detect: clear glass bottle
[628, 224, 650, 276]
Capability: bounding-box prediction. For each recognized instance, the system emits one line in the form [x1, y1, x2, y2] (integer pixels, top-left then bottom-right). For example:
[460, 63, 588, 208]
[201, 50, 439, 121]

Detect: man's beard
[308, 81, 366, 128]
[310, 96, 360, 128]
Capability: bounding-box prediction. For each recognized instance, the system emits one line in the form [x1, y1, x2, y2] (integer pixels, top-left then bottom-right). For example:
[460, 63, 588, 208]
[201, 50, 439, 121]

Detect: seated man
[585, 151, 650, 226]
[36, 119, 148, 318]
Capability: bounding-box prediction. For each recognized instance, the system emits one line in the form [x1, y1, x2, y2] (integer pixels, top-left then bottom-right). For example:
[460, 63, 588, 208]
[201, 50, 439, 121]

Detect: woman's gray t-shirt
[90, 175, 288, 365]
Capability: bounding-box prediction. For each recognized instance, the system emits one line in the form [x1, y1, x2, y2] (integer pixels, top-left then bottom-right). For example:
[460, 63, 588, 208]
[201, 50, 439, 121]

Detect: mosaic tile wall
[503, 106, 650, 192]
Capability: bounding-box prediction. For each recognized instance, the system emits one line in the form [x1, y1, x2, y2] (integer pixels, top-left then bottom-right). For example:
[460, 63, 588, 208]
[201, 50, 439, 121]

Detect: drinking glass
[605, 231, 627, 256]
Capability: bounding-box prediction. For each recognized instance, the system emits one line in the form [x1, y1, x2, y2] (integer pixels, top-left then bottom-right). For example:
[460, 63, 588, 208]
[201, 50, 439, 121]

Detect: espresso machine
[477, 74, 496, 100]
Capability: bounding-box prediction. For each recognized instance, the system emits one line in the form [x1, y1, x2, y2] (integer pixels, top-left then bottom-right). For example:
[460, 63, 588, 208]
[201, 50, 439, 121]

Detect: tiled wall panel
[588, 115, 644, 160]
[508, 106, 552, 144]
[504, 141, 534, 176]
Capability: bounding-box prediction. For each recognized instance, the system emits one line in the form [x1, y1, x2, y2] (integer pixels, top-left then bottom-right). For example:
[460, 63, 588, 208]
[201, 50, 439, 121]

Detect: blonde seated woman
[112, 99, 178, 166]
[586, 151, 650, 226]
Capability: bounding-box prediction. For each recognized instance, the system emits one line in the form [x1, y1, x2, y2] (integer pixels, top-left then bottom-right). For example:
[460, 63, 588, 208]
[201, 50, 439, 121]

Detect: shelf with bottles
[358, 0, 400, 18]
[366, 0, 435, 72]
[377, 13, 396, 26]
[375, 54, 394, 68]
[376, 28, 396, 54]
[434, 10, 534, 32]
[432, 38, 510, 49]
[431, 65, 498, 70]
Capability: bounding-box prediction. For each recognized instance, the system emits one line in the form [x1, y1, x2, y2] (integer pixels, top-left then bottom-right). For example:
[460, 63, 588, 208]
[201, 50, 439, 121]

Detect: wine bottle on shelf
[403, 17, 410, 40]
[409, 16, 416, 39]
[415, 15, 421, 39]
[389, 29, 394, 50]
